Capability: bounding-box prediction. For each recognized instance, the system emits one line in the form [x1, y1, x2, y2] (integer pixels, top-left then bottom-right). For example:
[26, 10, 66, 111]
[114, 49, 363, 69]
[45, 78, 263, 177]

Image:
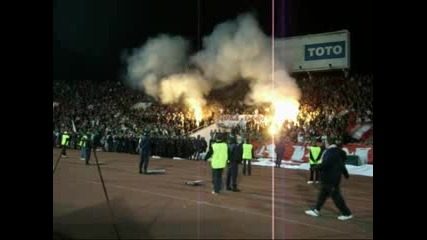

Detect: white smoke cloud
[159, 72, 210, 107]
[125, 13, 300, 111]
[125, 34, 190, 98]
[248, 70, 301, 104]
[192, 13, 273, 90]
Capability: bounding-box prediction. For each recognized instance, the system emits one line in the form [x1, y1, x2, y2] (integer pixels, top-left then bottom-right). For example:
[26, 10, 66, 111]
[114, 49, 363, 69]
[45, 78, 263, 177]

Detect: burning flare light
[269, 98, 300, 135]
[187, 98, 203, 127]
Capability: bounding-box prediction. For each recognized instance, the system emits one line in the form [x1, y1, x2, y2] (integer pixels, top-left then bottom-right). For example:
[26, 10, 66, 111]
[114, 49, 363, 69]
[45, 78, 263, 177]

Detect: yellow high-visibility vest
[309, 146, 322, 165]
[242, 143, 253, 160]
[211, 143, 228, 169]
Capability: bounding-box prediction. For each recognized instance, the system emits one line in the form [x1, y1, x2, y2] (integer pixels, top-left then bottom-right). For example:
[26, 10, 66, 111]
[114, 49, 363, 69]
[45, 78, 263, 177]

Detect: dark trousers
[242, 159, 251, 175]
[226, 162, 239, 189]
[61, 145, 67, 156]
[276, 153, 283, 167]
[309, 164, 320, 181]
[139, 154, 150, 173]
[314, 183, 352, 216]
[85, 148, 91, 165]
[212, 168, 224, 193]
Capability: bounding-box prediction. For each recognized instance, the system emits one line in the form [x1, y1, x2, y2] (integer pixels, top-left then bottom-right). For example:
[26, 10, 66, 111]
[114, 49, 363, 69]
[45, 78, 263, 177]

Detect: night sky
[53, 0, 373, 81]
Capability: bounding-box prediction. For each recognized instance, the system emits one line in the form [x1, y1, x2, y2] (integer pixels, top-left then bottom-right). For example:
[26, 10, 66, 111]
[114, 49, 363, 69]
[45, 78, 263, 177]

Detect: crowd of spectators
[53, 71, 373, 155]
[215, 72, 372, 144]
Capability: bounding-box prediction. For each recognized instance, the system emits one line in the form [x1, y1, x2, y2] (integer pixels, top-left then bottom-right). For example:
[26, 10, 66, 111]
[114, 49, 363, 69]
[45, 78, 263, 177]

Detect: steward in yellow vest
[61, 131, 70, 157]
[307, 139, 325, 184]
[204, 133, 228, 194]
[242, 139, 254, 176]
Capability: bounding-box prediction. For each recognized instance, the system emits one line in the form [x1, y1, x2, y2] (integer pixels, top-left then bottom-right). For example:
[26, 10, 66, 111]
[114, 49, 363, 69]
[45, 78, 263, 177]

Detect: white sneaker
[307, 181, 314, 184]
[305, 209, 319, 217]
[338, 215, 353, 220]
[211, 191, 218, 195]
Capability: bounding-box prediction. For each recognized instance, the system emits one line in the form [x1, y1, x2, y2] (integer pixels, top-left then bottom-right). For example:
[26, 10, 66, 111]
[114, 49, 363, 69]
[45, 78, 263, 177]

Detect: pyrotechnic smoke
[159, 72, 210, 125]
[125, 13, 301, 126]
[125, 34, 190, 96]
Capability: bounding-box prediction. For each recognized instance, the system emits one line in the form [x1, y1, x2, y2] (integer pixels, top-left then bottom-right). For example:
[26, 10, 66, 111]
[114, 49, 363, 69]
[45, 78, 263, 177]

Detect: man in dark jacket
[139, 131, 152, 174]
[275, 136, 286, 168]
[305, 137, 353, 220]
[226, 136, 243, 192]
[84, 133, 93, 166]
